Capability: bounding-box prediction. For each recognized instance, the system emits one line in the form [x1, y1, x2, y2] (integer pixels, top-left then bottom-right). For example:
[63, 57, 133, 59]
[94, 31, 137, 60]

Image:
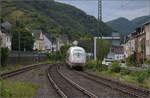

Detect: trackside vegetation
[85, 60, 150, 88]
[1, 47, 10, 67]
[47, 44, 72, 61]
[0, 80, 39, 97]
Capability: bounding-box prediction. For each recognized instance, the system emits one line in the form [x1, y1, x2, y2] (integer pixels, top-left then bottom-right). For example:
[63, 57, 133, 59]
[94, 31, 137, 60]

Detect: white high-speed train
[66, 46, 86, 69]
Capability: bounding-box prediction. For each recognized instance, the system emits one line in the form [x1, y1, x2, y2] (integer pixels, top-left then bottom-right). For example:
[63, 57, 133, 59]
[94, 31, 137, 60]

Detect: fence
[9, 51, 47, 57]
[7, 56, 47, 65]
[7, 51, 47, 66]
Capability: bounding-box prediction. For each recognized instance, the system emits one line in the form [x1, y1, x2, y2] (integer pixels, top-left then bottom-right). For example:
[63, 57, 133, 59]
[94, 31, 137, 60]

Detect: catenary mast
[94, 0, 102, 60]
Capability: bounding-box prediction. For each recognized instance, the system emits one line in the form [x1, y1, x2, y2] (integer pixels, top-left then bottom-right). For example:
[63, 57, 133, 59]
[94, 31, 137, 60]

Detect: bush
[108, 61, 121, 73]
[85, 60, 108, 72]
[145, 59, 150, 65]
[47, 44, 72, 61]
[85, 60, 97, 69]
[1, 47, 10, 67]
[120, 67, 130, 75]
[126, 53, 136, 66]
[47, 51, 62, 61]
[137, 72, 147, 83]
[133, 67, 150, 83]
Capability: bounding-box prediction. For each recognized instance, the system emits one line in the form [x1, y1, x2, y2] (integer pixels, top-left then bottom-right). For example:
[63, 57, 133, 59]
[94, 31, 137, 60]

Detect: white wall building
[43, 35, 52, 53]
[0, 22, 12, 50]
[115, 54, 124, 60]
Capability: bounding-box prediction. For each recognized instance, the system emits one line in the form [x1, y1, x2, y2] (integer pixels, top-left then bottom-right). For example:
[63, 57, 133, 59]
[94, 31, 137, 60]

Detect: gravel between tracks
[49, 64, 90, 98]
[7, 64, 60, 98]
[60, 65, 136, 98]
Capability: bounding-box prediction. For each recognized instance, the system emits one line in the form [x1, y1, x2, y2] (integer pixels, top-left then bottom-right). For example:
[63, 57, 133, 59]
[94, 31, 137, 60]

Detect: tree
[78, 40, 93, 53]
[59, 44, 72, 59]
[96, 39, 111, 61]
[1, 47, 10, 67]
[10, 25, 34, 51]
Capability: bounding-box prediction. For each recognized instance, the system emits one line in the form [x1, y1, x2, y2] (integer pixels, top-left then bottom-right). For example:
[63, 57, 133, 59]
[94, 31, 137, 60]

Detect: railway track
[60, 65, 134, 98]
[0, 64, 46, 79]
[47, 64, 98, 98]
[75, 70, 150, 98]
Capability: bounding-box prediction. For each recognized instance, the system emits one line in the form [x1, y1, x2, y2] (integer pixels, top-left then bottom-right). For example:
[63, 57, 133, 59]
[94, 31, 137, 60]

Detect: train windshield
[73, 49, 83, 56]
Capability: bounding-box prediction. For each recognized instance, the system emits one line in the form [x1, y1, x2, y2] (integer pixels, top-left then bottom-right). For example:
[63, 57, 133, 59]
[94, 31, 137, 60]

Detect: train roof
[69, 46, 85, 51]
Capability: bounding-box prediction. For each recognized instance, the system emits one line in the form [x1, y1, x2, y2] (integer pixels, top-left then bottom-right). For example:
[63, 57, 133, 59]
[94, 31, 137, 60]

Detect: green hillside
[1, 0, 114, 40]
[106, 16, 150, 35]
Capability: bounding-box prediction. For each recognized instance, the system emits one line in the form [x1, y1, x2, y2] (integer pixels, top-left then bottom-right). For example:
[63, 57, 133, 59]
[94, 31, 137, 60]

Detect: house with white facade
[32, 30, 45, 51]
[123, 36, 135, 58]
[44, 33, 57, 52]
[107, 45, 124, 60]
[0, 21, 12, 50]
[43, 35, 52, 53]
[123, 20, 150, 63]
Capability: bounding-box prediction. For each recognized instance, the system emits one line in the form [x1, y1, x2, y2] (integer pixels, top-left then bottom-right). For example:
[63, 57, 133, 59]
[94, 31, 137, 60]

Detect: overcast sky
[55, 0, 150, 22]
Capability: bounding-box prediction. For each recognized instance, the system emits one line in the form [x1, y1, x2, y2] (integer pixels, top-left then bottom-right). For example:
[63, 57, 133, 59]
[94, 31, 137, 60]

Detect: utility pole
[16, 16, 21, 63]
[94, 0, 102, 60]
[98, 0, 102, 37]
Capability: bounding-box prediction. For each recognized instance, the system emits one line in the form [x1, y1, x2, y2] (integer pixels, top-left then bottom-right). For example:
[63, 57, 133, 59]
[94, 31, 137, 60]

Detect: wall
[7, 56, 47, 65]
[145, 23, 150, 59]
[134, 33, 145, 63]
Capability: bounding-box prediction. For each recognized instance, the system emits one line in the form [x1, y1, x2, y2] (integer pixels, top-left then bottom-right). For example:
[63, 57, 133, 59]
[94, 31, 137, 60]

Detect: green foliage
[108, 61, 121, 73]
[78, 40, 93, 53]
[0, 80, 39, 97]
[10, 25, 34, 51]
[85, 60, 97, 69]
[120, 67, 130, 75]
[1, 0, 114, 41]
[47, 44, 72, 61]
[85, 60, 107, 72]
[96, 39, 111, 61]
[47, 51, 62, 61]
[132, 67, 150, 83]
[1, 47, 10, 67]
[126, 53, 136, 66]
[145, 59, 150, 65]
[59, 44, 72, 60]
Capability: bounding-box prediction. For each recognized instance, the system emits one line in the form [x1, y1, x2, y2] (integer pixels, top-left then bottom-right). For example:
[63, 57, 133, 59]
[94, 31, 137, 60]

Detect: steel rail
[0, 64, 47, 79]
[47, 66, 67, 98]
[75, 71, 150, 98]
[58, 66, 98, 98]
[47, 64, 98, 98]
[85, 71, 150, 96]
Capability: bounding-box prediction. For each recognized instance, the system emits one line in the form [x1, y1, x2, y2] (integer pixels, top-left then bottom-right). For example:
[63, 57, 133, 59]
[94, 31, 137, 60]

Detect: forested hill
[106, 16, 150, 35]
[1, 0, 114, 40]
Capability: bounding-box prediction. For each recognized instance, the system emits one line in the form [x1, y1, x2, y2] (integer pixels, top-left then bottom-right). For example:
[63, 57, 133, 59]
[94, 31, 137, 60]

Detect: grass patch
[0, 80, 40, 98]
[97, 71, 150, 89]
[0, 65, 24, 73]
[86, 60, 150, 89]
[38, 71, 44, 76]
